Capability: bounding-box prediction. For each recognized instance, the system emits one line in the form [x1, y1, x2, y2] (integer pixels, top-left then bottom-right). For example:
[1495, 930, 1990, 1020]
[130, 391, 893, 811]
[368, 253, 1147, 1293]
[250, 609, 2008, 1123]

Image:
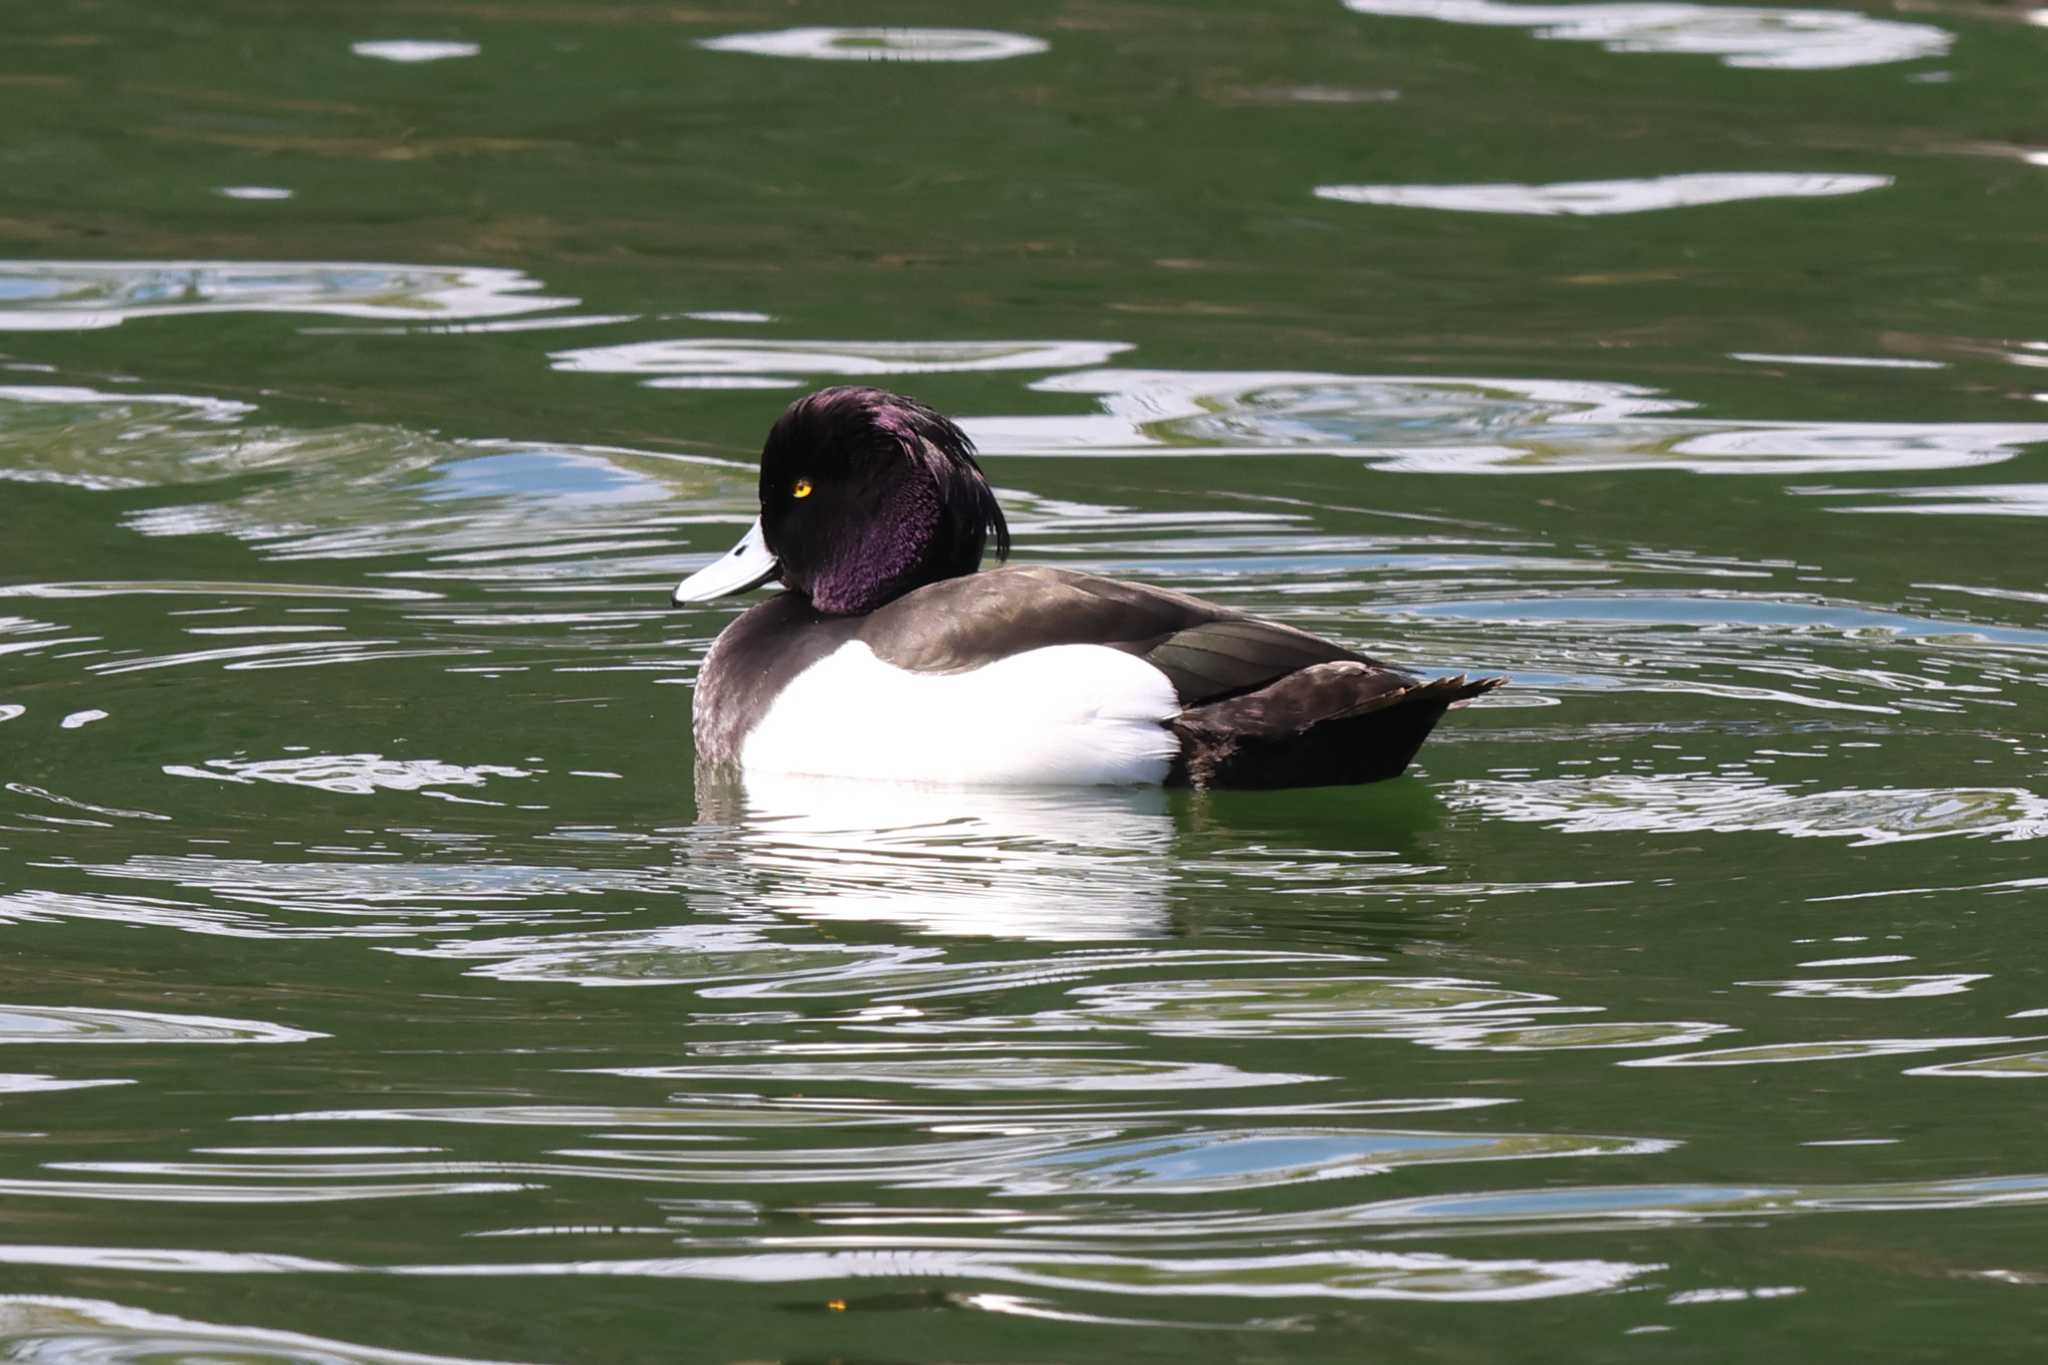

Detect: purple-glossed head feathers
[756, 386, 1009, 615]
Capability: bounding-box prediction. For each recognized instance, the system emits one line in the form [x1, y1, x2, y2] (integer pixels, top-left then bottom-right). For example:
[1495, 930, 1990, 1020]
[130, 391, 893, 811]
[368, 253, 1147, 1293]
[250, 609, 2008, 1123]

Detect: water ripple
[551, 338, 1128, 387]
[163, 754, 534, 798]
[586, 1054, 1317, 1093]
[698, 28, 1050, 63]
[1453, 774, 2048, 845]
[0, 1295, 534, 1365]
[967, 369, 2048, 475]
[1622, 1035, 2037, 1068]
[1742, 974, 1987, 1000]
[408, 1247, 1657, 1302]
[1340, 0, 1949, 69]
[0, 1005, 321, 1046]
[0, 261, 569, 331]
[1318, 172, 1890, 216]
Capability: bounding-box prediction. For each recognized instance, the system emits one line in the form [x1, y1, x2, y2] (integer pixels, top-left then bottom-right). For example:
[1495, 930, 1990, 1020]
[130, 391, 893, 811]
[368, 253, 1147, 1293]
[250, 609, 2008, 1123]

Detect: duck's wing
[859, 565, 1388, 705]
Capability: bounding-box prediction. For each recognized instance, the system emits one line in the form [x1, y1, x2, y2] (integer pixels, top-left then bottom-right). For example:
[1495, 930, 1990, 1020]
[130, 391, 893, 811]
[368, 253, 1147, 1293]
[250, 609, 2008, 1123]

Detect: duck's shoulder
[861, 565, 1380, 705]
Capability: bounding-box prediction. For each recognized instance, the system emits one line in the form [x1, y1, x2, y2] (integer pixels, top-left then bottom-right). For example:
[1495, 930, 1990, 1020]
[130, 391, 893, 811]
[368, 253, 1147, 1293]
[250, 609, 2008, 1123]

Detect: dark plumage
[675, 386, 1504, 788]
[757, 388, 1006, 615]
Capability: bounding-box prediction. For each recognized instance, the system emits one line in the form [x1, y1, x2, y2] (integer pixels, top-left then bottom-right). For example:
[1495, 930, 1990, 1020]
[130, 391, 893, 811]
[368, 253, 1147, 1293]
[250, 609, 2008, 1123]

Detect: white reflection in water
[0, 1295, 536, 1365]
[18, 848, 673, 944]
[253, 1095, 1504, 1129]
[698, 27, 1049, 62]
[351, 40, 481, 62]
[1623, 1035, 2038, 1067]
[1317, 172, 1889, 216]
[1340, 0, 1949, 69]
[0, 582, 436, 602]
[117, 1102, 1673, 1211]
[967, 369, 2048, 476]
[0, 1245, 1655, 1306]
[536, 1124, 1617, 1196]
[303, 313, 642, 338]
[163, 753, 533, 798]
[403, 1246, 1655, 1302]
[1452, 773, 2048, 845]
[1732, 352, 1945, 370]
[1742, 974, 1986, 1000]
[1908, 1050, 2048, 1079]
[0, 1073, 130, 1095]
[1821, 483, 2048, 517]
[0, 261, 569, 331]
[589, 1051, 1319, 1093]
[1668, 1286, 1803, 1304]
[551, 337, 1130, 386]
[976, 973, 1734, 1054]
[698, 774, 1176, 940]
[0, 1004, 321, 1045]
[1146, 1170, 2048, 1237]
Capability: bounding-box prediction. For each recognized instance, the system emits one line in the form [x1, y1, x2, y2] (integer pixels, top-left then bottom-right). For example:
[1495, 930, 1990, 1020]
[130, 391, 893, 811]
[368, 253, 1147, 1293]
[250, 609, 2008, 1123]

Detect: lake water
[2, 2, 2046, 1359]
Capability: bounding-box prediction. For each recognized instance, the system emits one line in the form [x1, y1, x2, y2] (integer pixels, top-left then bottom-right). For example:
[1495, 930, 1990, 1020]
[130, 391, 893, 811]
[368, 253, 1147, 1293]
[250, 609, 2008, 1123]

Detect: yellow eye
[792, 478, 813, 499]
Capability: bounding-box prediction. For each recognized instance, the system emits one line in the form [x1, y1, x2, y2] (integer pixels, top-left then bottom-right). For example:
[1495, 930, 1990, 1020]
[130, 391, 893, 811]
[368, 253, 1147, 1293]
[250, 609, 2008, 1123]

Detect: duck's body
[677, 388, 1502, 788]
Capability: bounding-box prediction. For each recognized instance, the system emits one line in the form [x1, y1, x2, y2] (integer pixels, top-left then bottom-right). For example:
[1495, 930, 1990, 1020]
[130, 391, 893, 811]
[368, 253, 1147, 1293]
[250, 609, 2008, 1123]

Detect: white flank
[741, 642, 1180, 785]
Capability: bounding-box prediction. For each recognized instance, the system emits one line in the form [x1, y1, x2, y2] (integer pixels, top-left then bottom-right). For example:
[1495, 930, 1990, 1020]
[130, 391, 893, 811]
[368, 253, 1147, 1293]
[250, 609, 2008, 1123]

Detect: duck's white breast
[739, 641, 1180, 785]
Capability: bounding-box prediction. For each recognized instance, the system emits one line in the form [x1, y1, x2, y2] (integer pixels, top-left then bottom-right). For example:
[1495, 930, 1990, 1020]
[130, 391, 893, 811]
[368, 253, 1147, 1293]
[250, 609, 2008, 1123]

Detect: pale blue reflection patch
[424, 451, 667, 505]
[999, 1126, 1675, 1193]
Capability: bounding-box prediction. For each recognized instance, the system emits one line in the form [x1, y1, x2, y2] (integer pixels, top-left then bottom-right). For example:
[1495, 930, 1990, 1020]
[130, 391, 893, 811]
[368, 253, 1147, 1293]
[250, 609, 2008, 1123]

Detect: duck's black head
[755, 386, 1009, 616]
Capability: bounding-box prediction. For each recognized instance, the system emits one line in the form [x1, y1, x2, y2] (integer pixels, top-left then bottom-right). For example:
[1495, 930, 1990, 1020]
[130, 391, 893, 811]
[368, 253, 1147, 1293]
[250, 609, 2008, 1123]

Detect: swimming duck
[673, 386, 1503, 787]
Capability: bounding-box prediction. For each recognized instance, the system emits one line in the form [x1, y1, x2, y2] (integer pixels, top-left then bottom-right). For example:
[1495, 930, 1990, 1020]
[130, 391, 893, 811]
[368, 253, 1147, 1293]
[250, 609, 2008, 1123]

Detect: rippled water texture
[2, 1, 2047, 1361]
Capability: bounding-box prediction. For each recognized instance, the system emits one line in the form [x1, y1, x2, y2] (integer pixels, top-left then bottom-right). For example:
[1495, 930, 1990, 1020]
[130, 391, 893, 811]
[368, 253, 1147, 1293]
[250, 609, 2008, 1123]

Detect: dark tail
[1168, 665, 1506, 790]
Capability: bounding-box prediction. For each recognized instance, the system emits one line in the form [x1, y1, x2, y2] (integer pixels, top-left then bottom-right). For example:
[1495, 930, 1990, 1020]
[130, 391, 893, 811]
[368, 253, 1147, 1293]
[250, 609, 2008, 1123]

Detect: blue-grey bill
[672, 518, 780, 604]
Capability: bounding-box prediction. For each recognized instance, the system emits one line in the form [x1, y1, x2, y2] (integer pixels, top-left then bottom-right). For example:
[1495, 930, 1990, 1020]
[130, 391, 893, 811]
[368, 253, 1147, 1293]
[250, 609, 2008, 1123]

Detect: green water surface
[2, 1, 2047, 1360]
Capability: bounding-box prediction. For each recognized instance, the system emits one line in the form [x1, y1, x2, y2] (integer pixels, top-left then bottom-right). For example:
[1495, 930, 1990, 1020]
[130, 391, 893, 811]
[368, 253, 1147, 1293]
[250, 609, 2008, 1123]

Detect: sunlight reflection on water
[0, 1295, 536, 1365]
[4, 249, 2047, 1347]
[1340, 0, 1950, 69]
[1317, 172, 1891, 216]
[964, 369, 2048, 475]
[697, 28, 1050, 63]
[0, 261, 569, 331]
